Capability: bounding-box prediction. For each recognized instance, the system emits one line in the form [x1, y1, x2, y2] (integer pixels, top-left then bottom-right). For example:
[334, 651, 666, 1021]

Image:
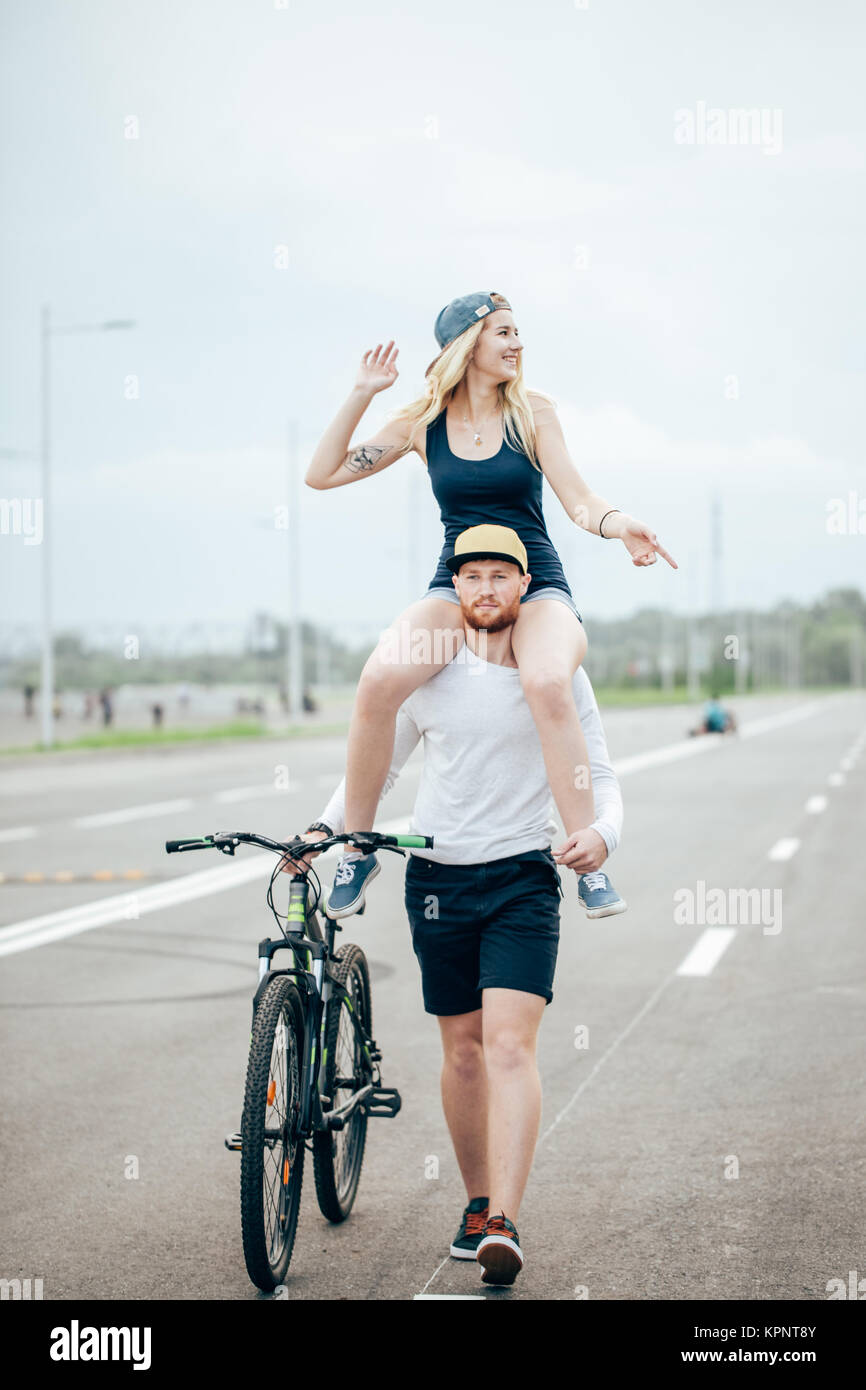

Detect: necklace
[461, 403, 502, 447]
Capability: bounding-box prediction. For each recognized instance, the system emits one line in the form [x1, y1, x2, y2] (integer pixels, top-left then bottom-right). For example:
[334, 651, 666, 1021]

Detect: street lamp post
[38, 306, 135, 747]
[286, 419, 303, 718]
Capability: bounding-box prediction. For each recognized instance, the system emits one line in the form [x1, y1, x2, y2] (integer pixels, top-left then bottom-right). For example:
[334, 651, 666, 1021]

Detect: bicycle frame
[250, 874, 378, 1139]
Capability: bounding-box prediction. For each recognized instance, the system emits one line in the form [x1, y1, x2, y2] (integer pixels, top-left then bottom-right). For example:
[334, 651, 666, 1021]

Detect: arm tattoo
[342, 443, 392, 474]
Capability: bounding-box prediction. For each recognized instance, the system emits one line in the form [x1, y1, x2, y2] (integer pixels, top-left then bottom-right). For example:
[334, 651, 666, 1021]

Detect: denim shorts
[403, 849, 563, 1016]
[426, 585, 582, 623]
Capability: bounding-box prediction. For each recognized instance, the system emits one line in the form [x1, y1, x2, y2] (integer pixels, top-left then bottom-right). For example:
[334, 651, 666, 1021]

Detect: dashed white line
[676, 927, 738, 977]
[0, 826, 37, 843]
[73, 799, 194, 829]
[828, 773, 845, 787]
[805, 795, 828, 814]
[768, 837, 800, 862]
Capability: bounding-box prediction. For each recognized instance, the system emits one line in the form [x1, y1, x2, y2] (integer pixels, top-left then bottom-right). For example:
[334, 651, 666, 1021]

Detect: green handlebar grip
[395, 834, 434, 848]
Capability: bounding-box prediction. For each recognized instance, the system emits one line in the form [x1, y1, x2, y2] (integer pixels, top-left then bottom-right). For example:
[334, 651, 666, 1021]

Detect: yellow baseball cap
[445, 524, 528, 575]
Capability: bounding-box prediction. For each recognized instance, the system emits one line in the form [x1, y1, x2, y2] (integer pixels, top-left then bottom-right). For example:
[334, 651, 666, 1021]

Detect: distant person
[52, 692, 63, 720]
[151, 703, 164, 728]
[302, 688, 317, 713]
[23, 683, 35, 718]
[99, 688, 113, 727]
[690, 693, 737, 737]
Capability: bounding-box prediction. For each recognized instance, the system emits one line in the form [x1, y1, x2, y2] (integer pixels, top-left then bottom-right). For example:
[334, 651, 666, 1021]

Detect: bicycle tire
[240, 974, 306, 1290]
[312, 943, 372, 1222]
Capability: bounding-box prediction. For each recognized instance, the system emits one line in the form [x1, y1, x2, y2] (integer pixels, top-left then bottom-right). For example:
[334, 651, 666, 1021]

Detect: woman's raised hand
[614, 515, 678, 569]
[355, 340, 399, 395]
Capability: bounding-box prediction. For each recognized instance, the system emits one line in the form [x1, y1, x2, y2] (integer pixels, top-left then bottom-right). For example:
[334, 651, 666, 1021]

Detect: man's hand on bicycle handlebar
[278, 831, 328, 877]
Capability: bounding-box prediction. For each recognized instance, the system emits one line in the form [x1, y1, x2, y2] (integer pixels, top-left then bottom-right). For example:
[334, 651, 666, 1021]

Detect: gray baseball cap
[425, 291, 512, 376]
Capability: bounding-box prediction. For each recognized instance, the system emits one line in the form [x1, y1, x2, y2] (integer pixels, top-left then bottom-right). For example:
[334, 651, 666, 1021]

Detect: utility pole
[286, 419, 303, 716]
[40, 306, 53, 748]
[37, 307, 135, 747]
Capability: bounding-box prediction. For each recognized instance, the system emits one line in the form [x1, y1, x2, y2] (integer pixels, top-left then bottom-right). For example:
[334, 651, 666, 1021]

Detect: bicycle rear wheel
[312, 943, 372, 1222]
[240, 974, 306, 1290]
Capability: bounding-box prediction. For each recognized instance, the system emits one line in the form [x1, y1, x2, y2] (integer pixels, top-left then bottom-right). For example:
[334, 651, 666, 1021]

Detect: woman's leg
[511, 599, 594, 836]
[343, 594, 466, 844]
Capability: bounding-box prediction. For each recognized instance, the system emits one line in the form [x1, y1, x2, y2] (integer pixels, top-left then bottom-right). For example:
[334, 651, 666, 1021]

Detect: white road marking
[737, 700, 824, 740]
[0, 815, 422, 958]
[840, 758, 855, 772]
[0, 858, 273, 958]
[73, 799, 193, 829]
[828, 773, 845, 787]
[805, 795, 828, 814]
[676, 927, 738, 977]
[0, 826, 37, 843]
[768, 837, 800, 861]
[413, 1294, 485, 1300]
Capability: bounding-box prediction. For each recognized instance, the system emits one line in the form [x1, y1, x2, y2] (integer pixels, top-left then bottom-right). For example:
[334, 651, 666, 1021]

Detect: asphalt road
[1, 691, 864, 1301]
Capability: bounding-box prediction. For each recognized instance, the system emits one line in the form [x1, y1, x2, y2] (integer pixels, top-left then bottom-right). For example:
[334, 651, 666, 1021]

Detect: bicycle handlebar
[165, 830, 434, 857]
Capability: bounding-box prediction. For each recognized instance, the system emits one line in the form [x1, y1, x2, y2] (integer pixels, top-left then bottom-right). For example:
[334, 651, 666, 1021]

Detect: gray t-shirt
[317, 644, 623, 865]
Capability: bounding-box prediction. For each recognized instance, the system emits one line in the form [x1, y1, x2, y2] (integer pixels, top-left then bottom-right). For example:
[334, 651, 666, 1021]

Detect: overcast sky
[1, 0, 864, 650]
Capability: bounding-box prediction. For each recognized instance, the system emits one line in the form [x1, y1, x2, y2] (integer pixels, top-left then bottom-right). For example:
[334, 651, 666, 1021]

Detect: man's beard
[460, 595, 521, 633]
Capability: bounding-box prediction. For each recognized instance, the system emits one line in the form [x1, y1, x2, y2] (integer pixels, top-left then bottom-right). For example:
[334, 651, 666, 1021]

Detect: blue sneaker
[325, 853, 380, 919]
[577, 871, 627, 919]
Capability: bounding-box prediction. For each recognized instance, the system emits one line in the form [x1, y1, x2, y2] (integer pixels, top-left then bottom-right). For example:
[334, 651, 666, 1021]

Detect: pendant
[474, 434, 482, 446]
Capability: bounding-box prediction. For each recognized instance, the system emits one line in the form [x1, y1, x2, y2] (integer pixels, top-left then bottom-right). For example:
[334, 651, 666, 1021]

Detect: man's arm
[315, 701, 423, 834]
[572, 667, 624, 855]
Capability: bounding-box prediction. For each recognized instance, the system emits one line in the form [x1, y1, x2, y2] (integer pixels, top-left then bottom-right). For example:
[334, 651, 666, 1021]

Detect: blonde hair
[387, 294, 554, 473]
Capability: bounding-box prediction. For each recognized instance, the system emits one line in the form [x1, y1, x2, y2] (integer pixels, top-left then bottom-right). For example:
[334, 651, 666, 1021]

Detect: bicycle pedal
[364, 1087, 401, 1118]
[224, 1132, 242, 1151]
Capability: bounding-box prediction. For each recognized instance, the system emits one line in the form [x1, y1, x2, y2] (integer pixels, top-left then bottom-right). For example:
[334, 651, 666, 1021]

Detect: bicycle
[164, 826, 433, 1292]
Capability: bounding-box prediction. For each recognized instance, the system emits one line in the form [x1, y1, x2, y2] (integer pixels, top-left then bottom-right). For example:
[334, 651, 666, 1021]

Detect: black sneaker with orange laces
[476, 1211, 524, 1285]
[449, 1196, 489, 1259]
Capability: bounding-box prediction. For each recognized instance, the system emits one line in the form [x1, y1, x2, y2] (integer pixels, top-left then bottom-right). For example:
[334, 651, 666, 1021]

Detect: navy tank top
[423, 406, 573, 598]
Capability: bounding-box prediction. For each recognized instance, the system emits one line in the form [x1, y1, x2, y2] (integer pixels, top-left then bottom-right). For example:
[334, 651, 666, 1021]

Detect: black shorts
[403, 849, 563, 1017]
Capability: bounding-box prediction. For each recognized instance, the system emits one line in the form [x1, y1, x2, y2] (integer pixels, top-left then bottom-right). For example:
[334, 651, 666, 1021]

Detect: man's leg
[481, 987, 546, 1223]
[437, 1010, 487, 1199]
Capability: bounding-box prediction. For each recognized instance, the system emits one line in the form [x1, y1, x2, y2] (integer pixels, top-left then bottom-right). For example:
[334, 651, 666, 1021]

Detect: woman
[304, 290, 676, 914]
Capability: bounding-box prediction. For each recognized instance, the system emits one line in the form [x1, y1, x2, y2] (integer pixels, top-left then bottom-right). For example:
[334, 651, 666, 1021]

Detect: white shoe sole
[449, 1243, 481, 1260]
[584, 898, 628, 919]
[476, 1232, 524, 1285]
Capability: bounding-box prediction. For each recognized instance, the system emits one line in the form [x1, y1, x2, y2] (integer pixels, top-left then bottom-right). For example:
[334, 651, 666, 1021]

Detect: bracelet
[598, 508, 621, 539]
[305, 821, 333, 836]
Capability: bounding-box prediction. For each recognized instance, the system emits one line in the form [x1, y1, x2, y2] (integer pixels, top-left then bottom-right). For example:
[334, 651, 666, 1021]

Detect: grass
[0, 720, 351, 756]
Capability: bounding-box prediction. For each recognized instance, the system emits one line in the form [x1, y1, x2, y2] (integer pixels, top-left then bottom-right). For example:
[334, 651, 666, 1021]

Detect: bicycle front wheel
[313, 943, 372, 1222]
[240, 974, 306, 1290]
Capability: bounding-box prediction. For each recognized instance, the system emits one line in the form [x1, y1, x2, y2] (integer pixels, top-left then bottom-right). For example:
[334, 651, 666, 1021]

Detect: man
[289, 524, 624, 1287]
